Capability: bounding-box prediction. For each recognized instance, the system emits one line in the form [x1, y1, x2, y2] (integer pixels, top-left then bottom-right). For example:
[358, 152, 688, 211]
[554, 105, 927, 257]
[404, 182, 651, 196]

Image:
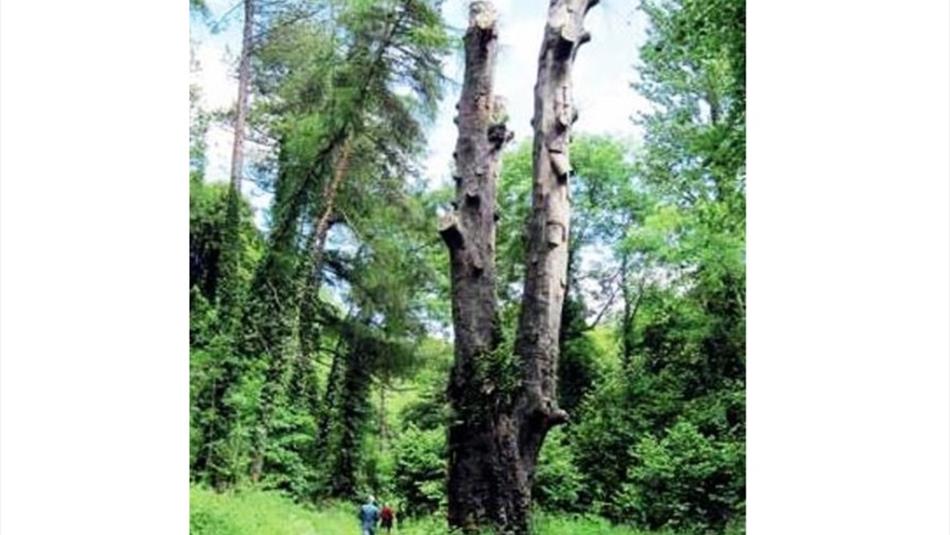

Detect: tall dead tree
[441, 1, 596, 533]
[440, 0, 511, 531]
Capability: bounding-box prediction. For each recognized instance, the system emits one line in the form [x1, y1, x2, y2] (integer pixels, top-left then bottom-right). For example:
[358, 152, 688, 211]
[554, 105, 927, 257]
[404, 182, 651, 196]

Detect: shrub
[393, 424, 446, 516]
[618, 421, 744, 533]
[533, 427, 584, 512]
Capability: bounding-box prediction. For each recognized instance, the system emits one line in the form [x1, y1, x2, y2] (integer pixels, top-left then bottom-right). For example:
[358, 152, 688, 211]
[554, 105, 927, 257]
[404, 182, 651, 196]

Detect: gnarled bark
[442, 1, 595, 533]
[442, 1, 514, 531]
[507, 0, 595, 526]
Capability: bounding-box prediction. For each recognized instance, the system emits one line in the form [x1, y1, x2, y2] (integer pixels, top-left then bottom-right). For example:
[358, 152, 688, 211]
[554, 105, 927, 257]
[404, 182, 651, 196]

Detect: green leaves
[557, 1, 745, 531]
[534, 428, 585, 512]
[620, 421, 744, 532]
[393, 424, 447, 516]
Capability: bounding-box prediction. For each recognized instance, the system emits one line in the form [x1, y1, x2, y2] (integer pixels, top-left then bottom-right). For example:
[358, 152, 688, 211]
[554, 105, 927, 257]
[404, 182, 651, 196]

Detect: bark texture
[442, 1, 513, 531]
[514, 0, 596, 431]
[507, 0, 595, 524]
[442, 1, 595, 533]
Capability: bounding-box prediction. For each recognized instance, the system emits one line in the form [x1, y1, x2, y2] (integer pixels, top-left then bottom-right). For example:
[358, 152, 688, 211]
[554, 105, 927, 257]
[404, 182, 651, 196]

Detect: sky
[191, 0, 651, 224]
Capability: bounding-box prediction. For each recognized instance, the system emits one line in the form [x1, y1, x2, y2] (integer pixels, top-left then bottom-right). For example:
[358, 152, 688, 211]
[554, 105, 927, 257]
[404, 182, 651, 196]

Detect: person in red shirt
[380, 503, 395, 533]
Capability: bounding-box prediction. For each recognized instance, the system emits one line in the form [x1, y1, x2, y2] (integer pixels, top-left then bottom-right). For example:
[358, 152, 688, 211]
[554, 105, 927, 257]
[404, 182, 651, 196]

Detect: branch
[588, 269, 623, 329]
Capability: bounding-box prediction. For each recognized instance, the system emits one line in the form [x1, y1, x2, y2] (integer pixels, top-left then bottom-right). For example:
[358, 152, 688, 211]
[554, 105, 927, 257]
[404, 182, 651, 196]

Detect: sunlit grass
[190, 486, 682, 535]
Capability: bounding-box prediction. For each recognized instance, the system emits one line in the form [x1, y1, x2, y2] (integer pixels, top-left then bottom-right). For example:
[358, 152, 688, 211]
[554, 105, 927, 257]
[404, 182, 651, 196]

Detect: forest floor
[190, 486, 677, 535]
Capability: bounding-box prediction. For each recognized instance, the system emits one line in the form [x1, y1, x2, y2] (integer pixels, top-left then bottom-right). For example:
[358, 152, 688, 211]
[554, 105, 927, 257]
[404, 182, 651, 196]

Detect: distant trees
[567, 0, 746, 531]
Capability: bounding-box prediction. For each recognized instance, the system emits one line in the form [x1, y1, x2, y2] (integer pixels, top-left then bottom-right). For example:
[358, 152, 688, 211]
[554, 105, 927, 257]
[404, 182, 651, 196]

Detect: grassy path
[190, 486, 674, 535]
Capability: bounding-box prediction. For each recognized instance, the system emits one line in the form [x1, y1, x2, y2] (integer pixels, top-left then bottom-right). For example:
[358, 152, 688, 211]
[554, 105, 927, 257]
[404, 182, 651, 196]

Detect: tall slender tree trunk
[442, 2, 595, 533]
[198, 3, 258, 477]
[306, 136, 354, 303]
[298, 137, 354, 390]
[241, 9, 401, 488]
[229, 0, 254, 198]
[507, 0, 595, 524]
[214, 0, 255, 330]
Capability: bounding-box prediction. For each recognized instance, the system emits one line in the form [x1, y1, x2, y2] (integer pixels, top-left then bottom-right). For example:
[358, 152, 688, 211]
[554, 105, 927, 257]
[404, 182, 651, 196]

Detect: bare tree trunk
[506, 0, 595, 528]
[441, 2, 595, 533]
[229, 0, 254, 196]
[441, 2, 514, 531]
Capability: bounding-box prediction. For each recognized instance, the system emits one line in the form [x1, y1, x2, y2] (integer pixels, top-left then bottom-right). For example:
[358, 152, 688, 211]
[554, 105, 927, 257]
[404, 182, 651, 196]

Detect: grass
[190, 486, 678, 535]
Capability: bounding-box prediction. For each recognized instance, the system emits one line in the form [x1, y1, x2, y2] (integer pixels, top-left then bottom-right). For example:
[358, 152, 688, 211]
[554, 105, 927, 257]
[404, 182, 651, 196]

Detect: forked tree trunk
[442, 1, 595, 533]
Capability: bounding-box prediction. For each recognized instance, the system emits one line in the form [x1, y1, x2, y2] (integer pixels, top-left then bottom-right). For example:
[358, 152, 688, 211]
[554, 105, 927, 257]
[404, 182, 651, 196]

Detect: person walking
[380, 503, 395, 534]
[357, 496, 380, 535]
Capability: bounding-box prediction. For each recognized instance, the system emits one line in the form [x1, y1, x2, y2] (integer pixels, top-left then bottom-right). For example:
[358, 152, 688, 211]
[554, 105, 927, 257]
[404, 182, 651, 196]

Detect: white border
[747, 0, 950, 533]
[0, 0, 947, 533]
[1, 0, 190, 533]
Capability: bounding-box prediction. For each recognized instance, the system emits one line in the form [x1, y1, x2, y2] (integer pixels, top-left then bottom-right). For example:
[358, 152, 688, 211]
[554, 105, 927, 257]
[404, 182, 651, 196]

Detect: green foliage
[570, 375, 639, 514]
[399, 383, 450, 433]
[188, 176, 262, 304]
[619, 421, 744, 534]
[189, 177, 265, 485]
[190, 0, 456, 497]
[190, 486, 323, 535]
[533, 427, 584, 513]
[561, 1, 747, 531]
[558, 300, 606, 414]
[393, 424, 447, 517]
[530, 514, 679, 535]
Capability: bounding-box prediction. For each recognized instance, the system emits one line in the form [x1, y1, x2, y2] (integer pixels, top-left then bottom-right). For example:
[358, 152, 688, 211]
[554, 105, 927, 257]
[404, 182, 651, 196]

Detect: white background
[2, 0, 947, 533]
